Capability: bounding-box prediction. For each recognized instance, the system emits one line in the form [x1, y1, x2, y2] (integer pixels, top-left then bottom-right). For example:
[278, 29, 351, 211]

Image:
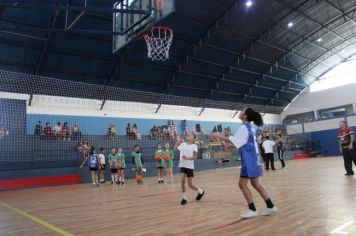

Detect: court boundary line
[0, 200, 74, 236]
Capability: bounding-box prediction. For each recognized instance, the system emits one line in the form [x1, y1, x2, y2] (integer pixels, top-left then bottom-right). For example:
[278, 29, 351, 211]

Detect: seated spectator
[108, 124, 117, 140]
[191, 128, 196, 139]
[126, 123, 131, 136]
[81, 139, 90, 158]
[44, 122, 53, 138]
[170, 128, 175, 140]
[200, 126, 205, 136]
[184, 127, 189, 138]
[34, 121, 42, 136]
[157, 126, 162, 139]
[212, 126, 217, 133]
[129, 125, 137, 140]
[61, 122, 70, 141]
[71, 122, 81, 140]
[53, 122, 62, 139]
[225, 126, 232, 137]
[77, 140, 83, 153]
[163, 126, 170, 139]
[151, 126, 158, 139]
[136, 129, 142, 140]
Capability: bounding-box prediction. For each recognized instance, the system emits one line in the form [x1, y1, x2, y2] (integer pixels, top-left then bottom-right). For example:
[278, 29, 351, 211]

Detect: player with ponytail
[209, 108, 277, 218]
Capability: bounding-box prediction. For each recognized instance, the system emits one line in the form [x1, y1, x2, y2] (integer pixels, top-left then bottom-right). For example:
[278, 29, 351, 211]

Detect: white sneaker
[240, 209, 259, 218]
[260, 206, 278, 216]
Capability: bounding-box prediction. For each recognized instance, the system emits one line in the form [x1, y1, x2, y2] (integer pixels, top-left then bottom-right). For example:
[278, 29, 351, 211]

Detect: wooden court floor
[1, 157, 356, 236]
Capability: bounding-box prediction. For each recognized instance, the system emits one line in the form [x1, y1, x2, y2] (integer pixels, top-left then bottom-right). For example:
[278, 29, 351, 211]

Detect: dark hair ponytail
[245, 108, 264, 126]
[90, 146, 95, 154]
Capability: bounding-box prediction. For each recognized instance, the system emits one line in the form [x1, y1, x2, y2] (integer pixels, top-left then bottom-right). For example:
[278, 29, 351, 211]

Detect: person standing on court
[174, 134, 205, 205]
[337, 121, 356, 175]
[262, 136, 276, 171]
[276, 135, 286, 169]
[209, 108, 277, 218]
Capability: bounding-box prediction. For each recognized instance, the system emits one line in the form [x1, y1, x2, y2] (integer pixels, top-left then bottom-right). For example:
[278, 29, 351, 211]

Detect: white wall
[1, 92, 282, 124]
[281, 83, 356, 120]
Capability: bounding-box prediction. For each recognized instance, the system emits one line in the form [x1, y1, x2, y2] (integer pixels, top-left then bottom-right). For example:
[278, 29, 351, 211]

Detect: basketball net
[144, 26, 173, 61]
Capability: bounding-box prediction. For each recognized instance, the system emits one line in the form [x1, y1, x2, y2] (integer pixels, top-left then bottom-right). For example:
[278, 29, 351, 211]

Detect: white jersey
[98, 154, 106, 165]
[178, 142, 198, 169]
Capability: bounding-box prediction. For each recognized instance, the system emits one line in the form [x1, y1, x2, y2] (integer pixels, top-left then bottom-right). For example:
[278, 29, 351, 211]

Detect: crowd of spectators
[35, 121, 81, 140]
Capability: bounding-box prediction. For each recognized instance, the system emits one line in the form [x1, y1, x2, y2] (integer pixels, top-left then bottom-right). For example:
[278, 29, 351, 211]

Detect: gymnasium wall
[26, 94, 281, 135]
[286, 115, 356, 156]
[281, 83, 356, 120]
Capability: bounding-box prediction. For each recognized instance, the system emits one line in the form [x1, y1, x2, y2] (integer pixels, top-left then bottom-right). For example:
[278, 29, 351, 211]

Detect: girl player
[174, 135, 205, 205]
[155, 143, 165, 184]
[132, 144, 144, 184]
[98, 147, 106, 183]
[117, 147, 126, 185]
[108, 147, 119, 184]
[210, 108, 277, 218]
[86, 146, 99, 187]
[164, 142, 174, 184]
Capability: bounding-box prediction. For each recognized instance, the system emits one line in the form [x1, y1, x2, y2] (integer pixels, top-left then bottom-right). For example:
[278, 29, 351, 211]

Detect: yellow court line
[0, 200, 74, 236]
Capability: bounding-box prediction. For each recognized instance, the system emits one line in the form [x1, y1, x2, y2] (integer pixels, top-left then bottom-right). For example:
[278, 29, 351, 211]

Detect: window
[283, 111, 315, 125]
[317, 104, 354, 119]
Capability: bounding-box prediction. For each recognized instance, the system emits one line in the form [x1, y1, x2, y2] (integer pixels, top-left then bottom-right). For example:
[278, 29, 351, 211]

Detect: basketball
[164, 154, 170, 161]
[115, 162, 121, 169]
[136, 175, 143, 183]
[155, 155, 161, 161]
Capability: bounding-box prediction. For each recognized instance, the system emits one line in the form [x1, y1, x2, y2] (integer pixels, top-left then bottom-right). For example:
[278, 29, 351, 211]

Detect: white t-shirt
[98, 154, 106, 165]
[262, 140, 275, 153]
[228, 124, 259, 153]
[53, 125, 62, 134]
[178, 142, 198, 169]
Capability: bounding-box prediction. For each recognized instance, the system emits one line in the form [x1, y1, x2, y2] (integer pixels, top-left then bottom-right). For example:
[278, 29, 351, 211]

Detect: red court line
[0, 175, 81, 191]
[210, 218, 246, 231]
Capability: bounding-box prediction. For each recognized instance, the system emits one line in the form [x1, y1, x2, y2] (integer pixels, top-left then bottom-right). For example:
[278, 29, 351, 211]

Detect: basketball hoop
[144, 26, 173, 61]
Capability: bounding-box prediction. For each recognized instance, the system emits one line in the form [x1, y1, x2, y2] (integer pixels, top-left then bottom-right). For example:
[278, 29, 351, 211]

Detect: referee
[337, 121, 356, 176]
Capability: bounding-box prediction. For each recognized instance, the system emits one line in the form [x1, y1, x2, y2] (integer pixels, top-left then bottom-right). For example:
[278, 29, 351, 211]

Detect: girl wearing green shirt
[155, 143, 165, 184]
[132, 144, 143, 184]
[164, 142, 175, 184]
[108, 147, 119, 184]
[117, 147, 126, 185]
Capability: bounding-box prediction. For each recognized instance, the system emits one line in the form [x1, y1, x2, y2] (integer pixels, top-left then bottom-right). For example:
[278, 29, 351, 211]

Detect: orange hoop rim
[143, 26, 173, 39]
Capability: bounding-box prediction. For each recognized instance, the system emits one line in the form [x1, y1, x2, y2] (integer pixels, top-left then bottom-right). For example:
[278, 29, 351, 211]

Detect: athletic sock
[111, 175, 115, 182]
[197, 188, 203, 194]
[265, 198, 274, 208]
[249, 203, 256, 211]
[181, 192, 187, 200]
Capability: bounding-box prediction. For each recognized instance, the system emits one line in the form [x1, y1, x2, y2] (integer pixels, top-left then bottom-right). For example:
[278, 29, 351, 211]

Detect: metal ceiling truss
[163, 0, 241, 97]
[250, 4, 356, 106]
[274, 0, 347, 61]
[177, 11, 326, 77]
[226, 0, 329, 104]
[198, 0, 316, 103]
[264, 9, 356, 106]
[168, 4, 316, 96]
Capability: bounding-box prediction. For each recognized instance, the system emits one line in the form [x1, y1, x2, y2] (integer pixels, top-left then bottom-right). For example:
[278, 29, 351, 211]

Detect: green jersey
[108, 153, 119, 169]
[132, 151, 143, 170]
[117, 152, 126, 169]
[155, 150, 164, 168]
[164, 149, 175, 168]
